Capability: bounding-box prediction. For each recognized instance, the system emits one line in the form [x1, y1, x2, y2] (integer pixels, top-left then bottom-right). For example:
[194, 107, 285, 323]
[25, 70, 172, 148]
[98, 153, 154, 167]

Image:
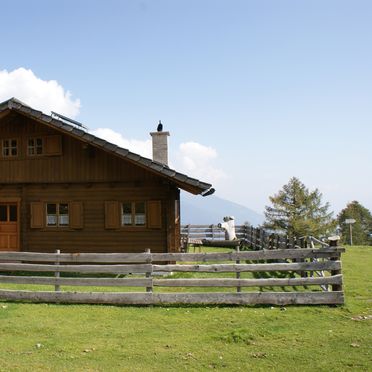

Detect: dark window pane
[135, 202, 145, 214]
[11, 148, 17, 156]
[0, 206, 7, 222]
[122, 203, 132, 225]
[59, 204, 69, 215]
[9, 205, 17, 221]
[11, 140, 17, 147]
[46, 203, 57, 226]
[36, 138, 43, 146]
[47, 203, 57, 214]
[135, 202, 145, 226]
[123, 203, 132, 214]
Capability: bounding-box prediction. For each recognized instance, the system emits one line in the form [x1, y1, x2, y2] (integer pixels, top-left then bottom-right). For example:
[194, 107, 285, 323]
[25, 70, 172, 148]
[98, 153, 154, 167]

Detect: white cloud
[89, 129, 227, 184]
[0, 67, 80, 118]
[90, 128, 152, 158]
[176, 141, 227, 183]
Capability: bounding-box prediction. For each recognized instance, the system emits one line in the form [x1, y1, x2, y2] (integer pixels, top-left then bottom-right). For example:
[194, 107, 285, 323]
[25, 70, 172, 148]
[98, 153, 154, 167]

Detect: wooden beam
[152, 261, 341, 273]
[0, 275, 151, 287]
[0, 263, 152, 274]
[153, 275, 343, 287]
[0, 290, 344, 305]
[153, 292, 344, 305]
[0, 248, 344, 263]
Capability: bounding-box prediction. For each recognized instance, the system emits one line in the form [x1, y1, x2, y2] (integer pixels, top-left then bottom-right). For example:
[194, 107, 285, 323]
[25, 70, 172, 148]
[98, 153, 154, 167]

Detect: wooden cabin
[0, 98, 213, 254]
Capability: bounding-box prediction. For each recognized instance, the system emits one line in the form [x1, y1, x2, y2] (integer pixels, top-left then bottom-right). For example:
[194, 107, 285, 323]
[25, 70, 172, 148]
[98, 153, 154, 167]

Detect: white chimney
[150, 121, 169, 165]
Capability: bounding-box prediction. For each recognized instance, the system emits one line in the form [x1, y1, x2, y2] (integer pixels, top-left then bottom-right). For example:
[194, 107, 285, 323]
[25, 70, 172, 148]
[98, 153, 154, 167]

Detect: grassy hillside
[0, 246, 371, 371]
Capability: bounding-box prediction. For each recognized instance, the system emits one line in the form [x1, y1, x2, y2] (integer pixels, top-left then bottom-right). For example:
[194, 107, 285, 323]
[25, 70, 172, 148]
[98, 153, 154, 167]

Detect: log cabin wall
[0, 112, 181, 253]
[0, 113, 160, 183]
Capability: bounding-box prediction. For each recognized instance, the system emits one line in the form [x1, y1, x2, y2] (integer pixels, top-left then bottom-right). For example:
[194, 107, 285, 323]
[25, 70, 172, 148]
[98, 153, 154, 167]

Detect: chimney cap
[150, 131, 170, 136]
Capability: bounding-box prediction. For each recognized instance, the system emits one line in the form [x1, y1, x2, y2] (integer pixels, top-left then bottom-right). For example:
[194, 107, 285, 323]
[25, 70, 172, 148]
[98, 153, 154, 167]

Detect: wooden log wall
[0, 248, 345, 305]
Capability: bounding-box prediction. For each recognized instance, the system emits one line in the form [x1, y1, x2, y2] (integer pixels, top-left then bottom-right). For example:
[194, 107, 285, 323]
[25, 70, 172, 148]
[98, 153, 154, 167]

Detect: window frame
[27, 137, 44, 156]
[121, 201, 147, 227]
[46, 202, 70, 228]
[1, 138, 18, 158]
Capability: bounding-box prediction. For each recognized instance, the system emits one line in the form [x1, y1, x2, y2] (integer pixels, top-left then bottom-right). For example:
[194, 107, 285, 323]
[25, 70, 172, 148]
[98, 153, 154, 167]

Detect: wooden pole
[236, 245, 241, 293]
[328, 237, 342, 292]
[55, 249, 61, 292]
[145, 249, 153, 293]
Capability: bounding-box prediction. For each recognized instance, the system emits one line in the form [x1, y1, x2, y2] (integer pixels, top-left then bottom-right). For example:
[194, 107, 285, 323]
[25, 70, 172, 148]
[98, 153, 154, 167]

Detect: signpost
[344, 219, 356, 245]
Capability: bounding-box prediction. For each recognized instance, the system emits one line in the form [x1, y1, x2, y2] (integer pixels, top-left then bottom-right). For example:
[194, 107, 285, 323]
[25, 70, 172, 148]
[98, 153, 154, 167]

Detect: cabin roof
[0, 97, 213, 195]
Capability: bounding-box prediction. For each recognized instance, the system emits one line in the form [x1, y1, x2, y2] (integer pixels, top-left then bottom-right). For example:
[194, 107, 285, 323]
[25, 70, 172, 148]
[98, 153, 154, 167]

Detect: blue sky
[1, 0, 371, 216]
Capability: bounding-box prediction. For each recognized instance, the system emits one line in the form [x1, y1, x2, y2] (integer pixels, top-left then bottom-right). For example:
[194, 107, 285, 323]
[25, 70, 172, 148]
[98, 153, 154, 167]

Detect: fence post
[261, 230, 266, 250]
[54, 249, 61, 292]
[145, 248, 153, 293]
[329, 238, 343, 292]
[243, 223, 248, 242]
[259, 229, 264, 250]
[236, 245, 241, 293]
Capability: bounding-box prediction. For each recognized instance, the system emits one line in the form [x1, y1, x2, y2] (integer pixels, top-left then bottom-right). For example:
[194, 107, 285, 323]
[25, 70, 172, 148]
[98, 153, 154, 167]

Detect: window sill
[120, 226, 148, 231]
[42, 227, 74, 231]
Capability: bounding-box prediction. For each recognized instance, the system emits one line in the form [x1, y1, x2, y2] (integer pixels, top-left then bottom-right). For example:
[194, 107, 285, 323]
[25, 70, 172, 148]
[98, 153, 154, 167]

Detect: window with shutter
[120, 202, 146, 227]
[105, 201, 120, 229]
[147, 200, 162, 229]
[30, 202, 44, 228]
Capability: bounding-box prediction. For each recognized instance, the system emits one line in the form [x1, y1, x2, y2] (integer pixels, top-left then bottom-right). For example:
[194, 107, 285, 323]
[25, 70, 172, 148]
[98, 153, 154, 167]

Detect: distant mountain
[180, 193, 264, 226]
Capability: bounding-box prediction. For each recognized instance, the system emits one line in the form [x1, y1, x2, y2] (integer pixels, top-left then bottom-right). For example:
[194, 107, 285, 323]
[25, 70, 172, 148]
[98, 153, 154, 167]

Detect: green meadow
[0, 246, 371, 371]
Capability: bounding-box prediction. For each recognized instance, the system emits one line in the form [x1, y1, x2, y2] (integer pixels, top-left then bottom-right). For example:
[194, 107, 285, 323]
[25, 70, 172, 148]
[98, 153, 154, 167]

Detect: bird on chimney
[157, 120, 163, 132]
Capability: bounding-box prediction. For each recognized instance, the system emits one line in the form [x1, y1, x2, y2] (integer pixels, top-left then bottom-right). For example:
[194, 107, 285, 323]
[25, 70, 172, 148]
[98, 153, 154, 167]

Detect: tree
[264, 177, 335, 238]
[337, 201, 372, 245]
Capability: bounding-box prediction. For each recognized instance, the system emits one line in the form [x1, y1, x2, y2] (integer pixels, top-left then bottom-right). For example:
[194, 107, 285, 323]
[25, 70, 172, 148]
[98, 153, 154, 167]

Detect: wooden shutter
[30, 202, 44, 228]
[45, 135, 62, 155]
[70, 202, 83, 229]
[105, 201, 120, 229]
[147, 200, 162, 229]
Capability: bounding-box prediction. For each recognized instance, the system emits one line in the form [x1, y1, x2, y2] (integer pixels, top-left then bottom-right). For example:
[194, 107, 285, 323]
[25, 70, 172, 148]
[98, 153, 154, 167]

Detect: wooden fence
[0, 247, 344, 305]
[181, 224, 328, 250]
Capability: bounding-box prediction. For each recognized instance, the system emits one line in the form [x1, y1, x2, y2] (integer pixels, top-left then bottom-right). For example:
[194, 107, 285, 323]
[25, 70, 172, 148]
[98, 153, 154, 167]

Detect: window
[121, 202, 146, 226]
[2, 139, 18, 157]
[31, 201, 82, 229]
[28, 138, 43, 155]
[0, 204, 17, 222]
[46, 203, 69, 227]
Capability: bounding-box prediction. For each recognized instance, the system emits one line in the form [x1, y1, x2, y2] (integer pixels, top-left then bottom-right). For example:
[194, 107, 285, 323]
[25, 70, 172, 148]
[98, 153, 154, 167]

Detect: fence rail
[181, 224, 328, 250]
[0, 248, 344, 305]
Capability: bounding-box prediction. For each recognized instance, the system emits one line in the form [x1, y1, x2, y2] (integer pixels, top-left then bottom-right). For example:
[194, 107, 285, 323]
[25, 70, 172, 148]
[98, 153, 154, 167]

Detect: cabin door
[0, 202, 20, 251]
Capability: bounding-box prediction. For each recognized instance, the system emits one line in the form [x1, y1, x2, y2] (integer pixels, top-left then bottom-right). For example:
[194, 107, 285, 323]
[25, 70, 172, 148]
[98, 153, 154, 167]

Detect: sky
[0, 0, 371, 217]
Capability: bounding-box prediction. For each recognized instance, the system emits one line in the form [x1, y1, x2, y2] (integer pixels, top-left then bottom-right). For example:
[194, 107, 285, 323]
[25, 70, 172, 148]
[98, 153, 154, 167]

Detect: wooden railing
[181, 224, 328, 250]
[0, 248, 344, 305]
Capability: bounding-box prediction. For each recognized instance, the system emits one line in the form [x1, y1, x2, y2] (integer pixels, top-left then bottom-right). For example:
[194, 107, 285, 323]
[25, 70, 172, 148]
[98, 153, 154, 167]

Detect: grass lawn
[0, 246, 371, 371]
